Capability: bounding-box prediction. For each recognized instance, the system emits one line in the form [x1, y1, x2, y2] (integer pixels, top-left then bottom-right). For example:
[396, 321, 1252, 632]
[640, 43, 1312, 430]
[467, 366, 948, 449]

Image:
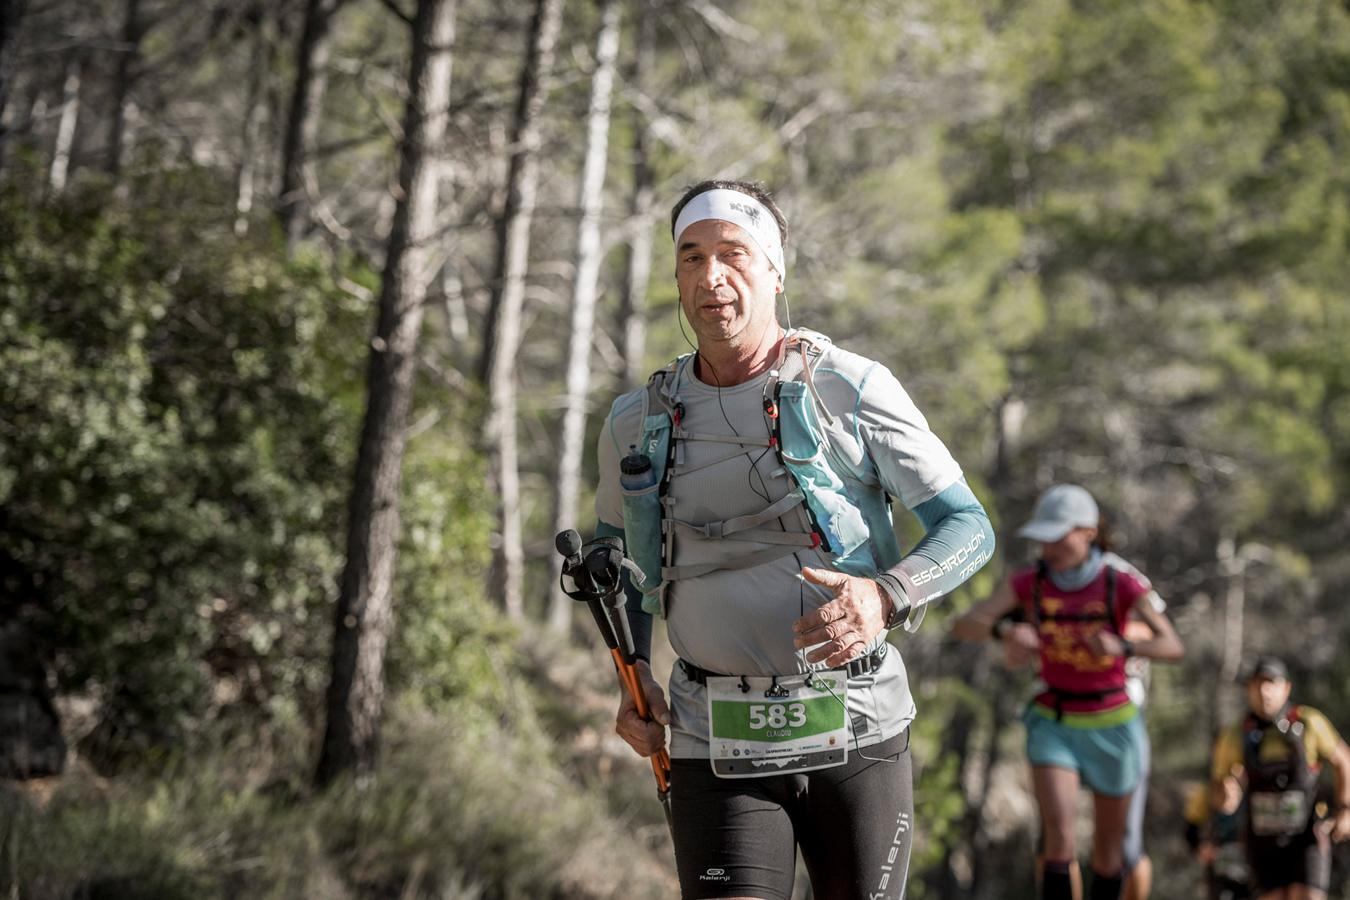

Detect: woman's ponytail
[1094, 516, 1113, 552]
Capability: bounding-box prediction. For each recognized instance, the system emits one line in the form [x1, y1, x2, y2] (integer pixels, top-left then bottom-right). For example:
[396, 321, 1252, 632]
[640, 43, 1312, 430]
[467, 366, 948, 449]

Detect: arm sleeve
[874, 479, 996, 625]
[847, 361, 993, 620]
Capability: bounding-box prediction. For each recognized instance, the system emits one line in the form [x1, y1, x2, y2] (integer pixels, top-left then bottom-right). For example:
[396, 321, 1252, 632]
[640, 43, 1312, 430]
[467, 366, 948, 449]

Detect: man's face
[1246, 675, 1292, 719]
[675, 218, 782, 348]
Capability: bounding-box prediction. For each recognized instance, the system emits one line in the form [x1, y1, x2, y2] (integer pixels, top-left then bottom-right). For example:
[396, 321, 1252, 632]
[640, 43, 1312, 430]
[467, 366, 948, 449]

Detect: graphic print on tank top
[1011, 565, 1148, 716]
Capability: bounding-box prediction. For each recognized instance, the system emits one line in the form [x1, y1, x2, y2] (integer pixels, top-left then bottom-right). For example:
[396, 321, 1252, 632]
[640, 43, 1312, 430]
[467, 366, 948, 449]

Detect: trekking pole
[556, 530, 673, 832]
[583, 539, 674, 777]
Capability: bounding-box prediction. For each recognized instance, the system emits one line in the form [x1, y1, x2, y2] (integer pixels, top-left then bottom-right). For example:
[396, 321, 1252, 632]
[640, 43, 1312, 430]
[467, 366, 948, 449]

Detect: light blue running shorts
[1022, 704, 1145, 797]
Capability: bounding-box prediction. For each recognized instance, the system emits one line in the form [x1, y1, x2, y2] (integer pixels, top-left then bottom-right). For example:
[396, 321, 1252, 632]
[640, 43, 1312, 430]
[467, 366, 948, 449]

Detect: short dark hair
[670, 180, 789, 247]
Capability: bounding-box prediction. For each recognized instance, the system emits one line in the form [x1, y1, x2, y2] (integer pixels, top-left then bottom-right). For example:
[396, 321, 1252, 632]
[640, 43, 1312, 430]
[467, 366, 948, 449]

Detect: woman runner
[953, 484, 1183, 900]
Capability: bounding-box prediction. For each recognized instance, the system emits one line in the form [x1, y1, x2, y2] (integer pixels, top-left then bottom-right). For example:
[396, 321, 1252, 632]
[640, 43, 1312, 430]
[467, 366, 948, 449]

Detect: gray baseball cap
[1017, 484, 1099, 543]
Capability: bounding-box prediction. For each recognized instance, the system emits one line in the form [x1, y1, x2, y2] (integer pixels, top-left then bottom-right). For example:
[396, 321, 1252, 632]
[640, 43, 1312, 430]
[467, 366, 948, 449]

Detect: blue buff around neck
[1047, 545, 1103, 592]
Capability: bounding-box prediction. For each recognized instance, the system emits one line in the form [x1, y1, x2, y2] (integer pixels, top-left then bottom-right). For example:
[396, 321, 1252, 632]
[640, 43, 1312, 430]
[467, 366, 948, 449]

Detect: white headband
[673, 189, 785, 284]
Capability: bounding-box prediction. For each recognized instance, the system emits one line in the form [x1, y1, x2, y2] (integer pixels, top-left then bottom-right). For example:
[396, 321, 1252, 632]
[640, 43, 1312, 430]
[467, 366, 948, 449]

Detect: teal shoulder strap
[772, 330, 898, 576]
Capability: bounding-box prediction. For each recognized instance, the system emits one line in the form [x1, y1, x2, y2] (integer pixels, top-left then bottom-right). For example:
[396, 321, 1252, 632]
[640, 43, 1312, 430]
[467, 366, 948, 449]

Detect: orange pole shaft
[610, 648, 671, 792]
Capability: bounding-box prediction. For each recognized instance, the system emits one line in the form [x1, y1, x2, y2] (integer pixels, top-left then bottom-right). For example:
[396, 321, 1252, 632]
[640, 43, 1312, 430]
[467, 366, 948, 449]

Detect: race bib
[706, 673, 848, 778]
[1250, 790, 1310, 837]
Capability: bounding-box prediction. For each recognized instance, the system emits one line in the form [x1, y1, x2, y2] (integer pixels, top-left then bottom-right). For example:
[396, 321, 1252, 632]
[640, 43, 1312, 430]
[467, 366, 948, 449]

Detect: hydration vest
[610, 329, 902, 617]
[1029, 561, 1127, 719]
[1242, 705, 1319, 839]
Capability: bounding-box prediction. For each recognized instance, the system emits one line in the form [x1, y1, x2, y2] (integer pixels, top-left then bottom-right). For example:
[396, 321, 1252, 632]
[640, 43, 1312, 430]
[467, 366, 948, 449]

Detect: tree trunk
[476, 0, 563, 386]
[547, 0, 620, 633]
[969, 690, 1019, 897]
[962, 391, 1023, 897]
[48, 53, 81, 193]
[935, 656, 983, 897]
[481, 0, 564, 621]
[617, 0, 654, 390]
[315, 0, 456, 788]
[1214, 531, 1243, 735]
[104, 0, 143, 180]
[234, 7, 271, 236]
[277, 0, 343, 249]
[0, 622, 65, 779]
[0, 0, 28, 173]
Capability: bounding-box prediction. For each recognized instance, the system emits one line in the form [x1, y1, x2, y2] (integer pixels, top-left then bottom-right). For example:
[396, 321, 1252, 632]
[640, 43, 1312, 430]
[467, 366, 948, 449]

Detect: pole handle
[611, 649, 670, 791]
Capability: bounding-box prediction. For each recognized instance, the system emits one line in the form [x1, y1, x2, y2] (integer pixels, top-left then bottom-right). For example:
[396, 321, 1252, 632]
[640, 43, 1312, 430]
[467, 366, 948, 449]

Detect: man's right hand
[615, 660, 671, 758]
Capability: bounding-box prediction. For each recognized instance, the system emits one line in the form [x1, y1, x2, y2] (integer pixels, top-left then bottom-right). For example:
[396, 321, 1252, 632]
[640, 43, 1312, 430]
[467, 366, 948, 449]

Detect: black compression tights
[670, 730, 913, 900]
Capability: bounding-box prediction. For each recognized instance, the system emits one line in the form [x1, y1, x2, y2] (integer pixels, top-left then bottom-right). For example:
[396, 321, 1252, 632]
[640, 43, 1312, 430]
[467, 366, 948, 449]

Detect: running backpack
[609, 329, 902, 617]
[1242, 705, 1318, 838]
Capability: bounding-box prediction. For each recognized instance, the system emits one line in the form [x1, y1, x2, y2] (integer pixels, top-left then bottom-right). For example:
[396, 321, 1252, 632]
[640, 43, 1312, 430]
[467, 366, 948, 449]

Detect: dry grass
[0, 693, 678, 900]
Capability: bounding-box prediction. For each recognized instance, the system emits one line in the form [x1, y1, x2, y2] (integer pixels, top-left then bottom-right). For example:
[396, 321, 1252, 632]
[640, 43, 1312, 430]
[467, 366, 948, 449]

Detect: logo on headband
[729, 201, 763, 229]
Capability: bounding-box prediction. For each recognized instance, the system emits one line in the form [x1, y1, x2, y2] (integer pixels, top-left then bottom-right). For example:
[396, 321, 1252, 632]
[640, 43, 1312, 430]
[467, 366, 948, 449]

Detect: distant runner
[1210, 656, 1350, 900]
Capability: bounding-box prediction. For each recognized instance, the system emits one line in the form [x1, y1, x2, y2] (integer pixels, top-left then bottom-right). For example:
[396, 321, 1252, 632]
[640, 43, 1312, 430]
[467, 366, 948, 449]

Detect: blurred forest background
[2, 0, 1349, 897]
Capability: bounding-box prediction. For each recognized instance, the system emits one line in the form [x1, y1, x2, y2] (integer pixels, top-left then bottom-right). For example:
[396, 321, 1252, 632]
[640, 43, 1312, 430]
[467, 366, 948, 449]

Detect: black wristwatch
[1121, 639, 1136, 658]
[884, 595, 911, 629]
[875, 574, 912, 629]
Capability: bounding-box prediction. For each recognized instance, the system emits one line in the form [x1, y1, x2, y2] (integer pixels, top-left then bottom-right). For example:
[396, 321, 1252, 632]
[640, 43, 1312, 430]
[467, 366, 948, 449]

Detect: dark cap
[1247, 656, 1289, 682]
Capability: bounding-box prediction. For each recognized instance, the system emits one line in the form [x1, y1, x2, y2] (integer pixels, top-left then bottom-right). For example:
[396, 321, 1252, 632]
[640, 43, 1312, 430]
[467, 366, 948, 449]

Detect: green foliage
[0, 174, 369, 755]
[0, 164, 509, 759]
[387, 427, 501, 712]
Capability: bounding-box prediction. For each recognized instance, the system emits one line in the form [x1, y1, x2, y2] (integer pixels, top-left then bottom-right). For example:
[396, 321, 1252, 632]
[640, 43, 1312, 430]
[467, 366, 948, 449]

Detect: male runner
[593, 180, 994, 899]
[1211, 656, 1350, 900]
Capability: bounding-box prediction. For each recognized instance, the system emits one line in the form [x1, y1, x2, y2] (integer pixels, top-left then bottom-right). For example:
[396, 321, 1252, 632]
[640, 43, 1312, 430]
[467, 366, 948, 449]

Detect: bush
[0, 695, 676, 899]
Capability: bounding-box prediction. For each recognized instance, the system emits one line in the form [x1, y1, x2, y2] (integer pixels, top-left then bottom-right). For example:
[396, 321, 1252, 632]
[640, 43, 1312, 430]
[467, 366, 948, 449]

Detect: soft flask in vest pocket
[775, 381, 876, 575]
[620, 413, 670, 613]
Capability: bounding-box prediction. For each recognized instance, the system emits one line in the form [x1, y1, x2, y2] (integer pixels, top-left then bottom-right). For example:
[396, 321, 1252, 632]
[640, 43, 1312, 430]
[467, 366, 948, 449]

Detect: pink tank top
[1011, 563, 1147, 715]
